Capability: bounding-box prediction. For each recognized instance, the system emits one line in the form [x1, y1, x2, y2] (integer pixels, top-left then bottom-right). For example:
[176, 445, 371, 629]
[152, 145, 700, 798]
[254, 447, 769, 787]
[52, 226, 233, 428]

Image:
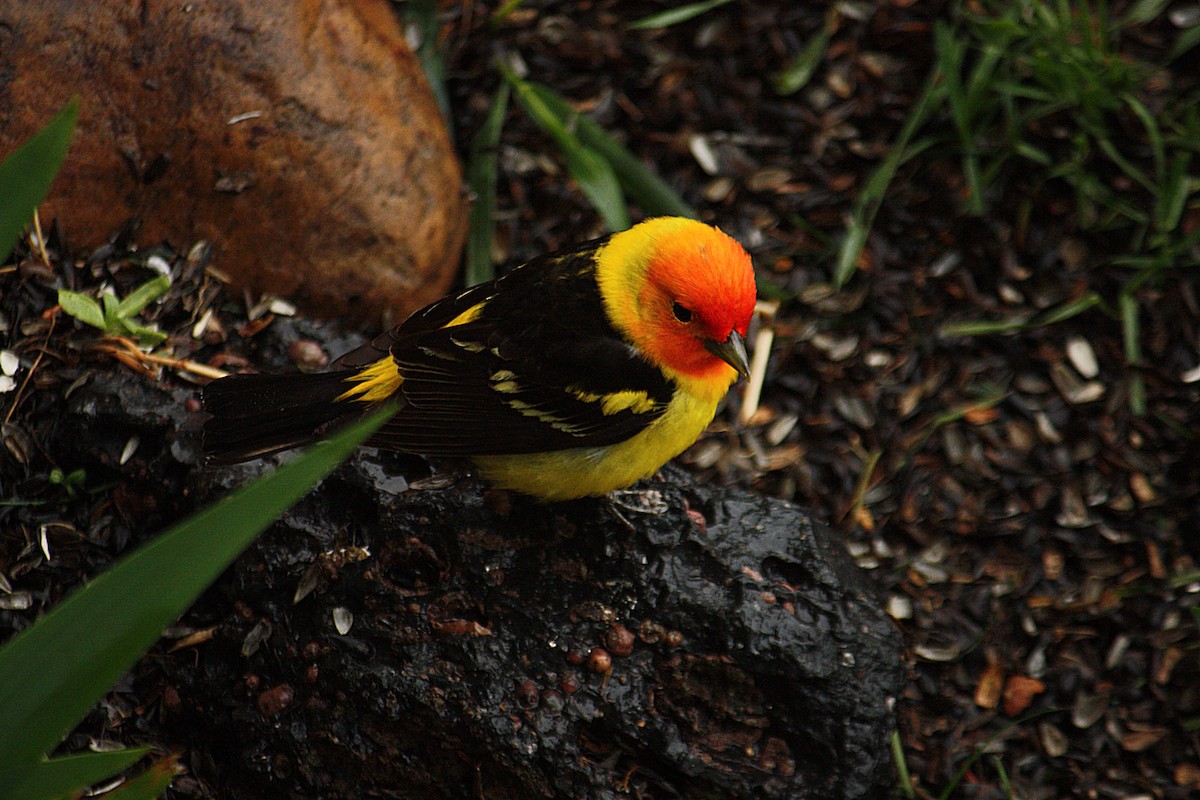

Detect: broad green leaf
[57, 289, 106, 330]
[116, 275, 171, 318]
[526, 83, 695, 218]
[0, 404, 394, 776]
[466, 83, 510, 287]
[561, 140, 629, 232]
[628, 0, 734, 30]
[502, 67, 629, 231]
[0, 97, 78, 264]
[0, 749, 150, 800]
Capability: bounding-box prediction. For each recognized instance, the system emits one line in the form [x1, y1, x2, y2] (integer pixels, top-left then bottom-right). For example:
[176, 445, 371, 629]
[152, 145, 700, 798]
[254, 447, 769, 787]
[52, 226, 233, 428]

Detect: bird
[202, 216, 757, 501]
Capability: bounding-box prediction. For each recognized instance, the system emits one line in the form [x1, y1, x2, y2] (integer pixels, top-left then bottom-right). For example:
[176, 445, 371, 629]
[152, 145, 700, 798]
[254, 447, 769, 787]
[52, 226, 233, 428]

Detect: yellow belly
[472, 389, 722, 501]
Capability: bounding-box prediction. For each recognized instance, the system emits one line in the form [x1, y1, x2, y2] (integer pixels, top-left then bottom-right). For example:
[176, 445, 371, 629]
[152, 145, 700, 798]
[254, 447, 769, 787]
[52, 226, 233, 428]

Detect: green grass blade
[465, 83, 510, 287]
[772, 10, 834, 96]
[501, 66, 629, 231]
[404, 0, 452, 137]
[628, 0, 734, 30]
[833, 61, 946, 287]
[0, 97, 79, 264]
[1122, 0, 1170, 25]
[0, 749, 150, 800]
[1168, 20, 1200, 60]
[940, 316, 1033, 337]
[1120, 290, 1146, 415]
[489, 0, 526, 28]
[941, 293, 1101, 337]
[524, 83, 694, 218]
[1036, 292, 1102, 326]
[0, 404, 394, 773]
[891, 730, 915, 799]
[1155, 150, 1191, 234]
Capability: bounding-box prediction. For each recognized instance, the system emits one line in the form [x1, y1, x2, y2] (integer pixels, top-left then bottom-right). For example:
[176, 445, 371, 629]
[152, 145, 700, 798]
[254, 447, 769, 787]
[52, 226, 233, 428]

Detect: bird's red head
[597, 218, 757, 392]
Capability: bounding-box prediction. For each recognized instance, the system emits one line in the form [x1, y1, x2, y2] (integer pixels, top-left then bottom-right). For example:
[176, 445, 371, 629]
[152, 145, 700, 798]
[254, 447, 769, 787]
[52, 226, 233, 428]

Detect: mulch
[2, 1, 1198, 797]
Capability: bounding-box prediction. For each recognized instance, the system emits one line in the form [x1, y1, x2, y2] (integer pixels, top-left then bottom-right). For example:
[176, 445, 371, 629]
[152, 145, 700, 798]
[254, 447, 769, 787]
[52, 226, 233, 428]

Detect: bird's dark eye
[672, 302, 693, 323]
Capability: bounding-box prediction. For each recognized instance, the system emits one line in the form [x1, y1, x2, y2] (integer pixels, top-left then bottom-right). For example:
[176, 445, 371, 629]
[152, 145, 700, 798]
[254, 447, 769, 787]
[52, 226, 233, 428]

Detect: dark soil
[2, 1, 1199, 798]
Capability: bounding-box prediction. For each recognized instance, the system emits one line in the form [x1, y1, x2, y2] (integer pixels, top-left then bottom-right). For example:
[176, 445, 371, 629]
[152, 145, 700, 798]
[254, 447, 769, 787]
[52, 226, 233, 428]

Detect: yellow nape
[337, 356, 403, 404]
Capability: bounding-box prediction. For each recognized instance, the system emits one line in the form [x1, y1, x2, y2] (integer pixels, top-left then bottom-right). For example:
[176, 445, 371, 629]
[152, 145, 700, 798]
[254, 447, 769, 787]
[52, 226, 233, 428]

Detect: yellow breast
[471, 385, 725, 501]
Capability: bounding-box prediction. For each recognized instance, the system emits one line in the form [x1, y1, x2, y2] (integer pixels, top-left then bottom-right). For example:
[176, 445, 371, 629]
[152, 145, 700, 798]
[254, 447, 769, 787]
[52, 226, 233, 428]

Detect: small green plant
[48, 467, 88, 498]
[57, 271, 172, 346]
[0, 405, 393, 799]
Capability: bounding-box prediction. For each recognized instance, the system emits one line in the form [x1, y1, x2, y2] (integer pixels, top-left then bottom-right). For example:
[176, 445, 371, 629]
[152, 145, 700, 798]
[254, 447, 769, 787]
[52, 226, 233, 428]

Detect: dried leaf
[1002, 675, 1045, 716]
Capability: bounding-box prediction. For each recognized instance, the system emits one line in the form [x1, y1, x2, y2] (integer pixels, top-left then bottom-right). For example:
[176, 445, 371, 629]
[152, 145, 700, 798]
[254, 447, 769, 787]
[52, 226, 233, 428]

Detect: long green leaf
[628, 0, 734, 30]
[525, 83, 695, 218]
[501, 66, 629, 231]
[0, 97, 79, 264]
[0, 404, 394, 777]
[0, 749, 150, 800]
[466, 83, 510, 287]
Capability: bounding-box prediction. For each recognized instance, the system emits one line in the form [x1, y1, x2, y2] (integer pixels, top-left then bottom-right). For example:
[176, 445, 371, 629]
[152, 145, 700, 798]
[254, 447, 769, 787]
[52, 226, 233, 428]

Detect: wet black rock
[161, 455, 902, 799]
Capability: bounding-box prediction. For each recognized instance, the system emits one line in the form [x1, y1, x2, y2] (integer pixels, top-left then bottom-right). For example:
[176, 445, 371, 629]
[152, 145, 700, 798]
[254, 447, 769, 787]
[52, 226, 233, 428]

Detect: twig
[30, 209, 52, 271]
[3, 314, 56, 427]
[739, 299, 779, 424]
[93, 336, 230, 381]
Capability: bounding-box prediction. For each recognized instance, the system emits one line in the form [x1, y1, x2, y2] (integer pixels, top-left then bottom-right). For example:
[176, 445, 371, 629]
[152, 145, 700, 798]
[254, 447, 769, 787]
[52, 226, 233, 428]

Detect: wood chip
[974, 661, 1005, 709]
[1002, 675, 1045, 716]
[1121, 728, 1166, 752]
[1039, 722, 1068, 757]
[1071, 692, 1108, 728]
[1174, 763, 1200, 788]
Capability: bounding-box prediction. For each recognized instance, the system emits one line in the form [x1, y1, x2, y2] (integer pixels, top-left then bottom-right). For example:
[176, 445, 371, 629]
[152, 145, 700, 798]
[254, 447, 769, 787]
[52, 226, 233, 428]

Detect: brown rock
[0, 0, 466, 325]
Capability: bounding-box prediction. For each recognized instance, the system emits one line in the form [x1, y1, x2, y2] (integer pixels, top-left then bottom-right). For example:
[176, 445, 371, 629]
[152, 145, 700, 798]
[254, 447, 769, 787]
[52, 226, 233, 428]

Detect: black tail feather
[202, 370, 362, 464]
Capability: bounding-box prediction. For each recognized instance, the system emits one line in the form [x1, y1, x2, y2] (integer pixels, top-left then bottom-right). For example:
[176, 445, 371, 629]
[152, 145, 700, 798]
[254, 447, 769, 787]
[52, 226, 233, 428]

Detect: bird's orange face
[637, 223, 757, 383]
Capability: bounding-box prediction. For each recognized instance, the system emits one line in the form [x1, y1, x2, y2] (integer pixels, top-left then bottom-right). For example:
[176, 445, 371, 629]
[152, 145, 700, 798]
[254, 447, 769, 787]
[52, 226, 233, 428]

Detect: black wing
[365, 246, 675, 456]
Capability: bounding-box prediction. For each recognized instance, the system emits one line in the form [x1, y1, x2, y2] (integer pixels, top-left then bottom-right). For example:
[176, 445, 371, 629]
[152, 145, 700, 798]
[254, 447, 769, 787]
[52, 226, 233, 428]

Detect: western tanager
[203, 216, 757, 500]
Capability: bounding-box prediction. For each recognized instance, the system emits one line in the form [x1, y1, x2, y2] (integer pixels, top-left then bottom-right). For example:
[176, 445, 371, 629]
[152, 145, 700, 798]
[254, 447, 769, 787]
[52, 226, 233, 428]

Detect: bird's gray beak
[705, 330, 750, 380]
